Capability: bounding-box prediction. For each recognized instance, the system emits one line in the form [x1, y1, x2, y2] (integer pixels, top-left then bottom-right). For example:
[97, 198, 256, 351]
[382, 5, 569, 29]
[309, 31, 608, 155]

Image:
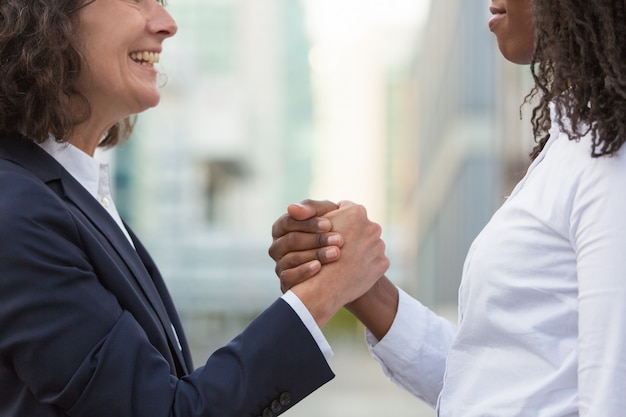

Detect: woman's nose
[149, 3, 178, 38]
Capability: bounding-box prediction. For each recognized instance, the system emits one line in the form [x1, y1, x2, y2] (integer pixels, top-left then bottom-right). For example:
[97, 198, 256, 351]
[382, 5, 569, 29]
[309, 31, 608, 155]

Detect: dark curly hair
[0, 0, 137, 148]
[526, 0, 626, 159]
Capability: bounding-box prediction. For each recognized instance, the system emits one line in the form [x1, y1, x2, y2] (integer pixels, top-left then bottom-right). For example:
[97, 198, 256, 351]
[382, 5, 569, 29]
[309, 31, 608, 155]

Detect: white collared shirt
[368, 123, 626, 416]
[38, 138, 332, 360]
[38, 139, 135, 247]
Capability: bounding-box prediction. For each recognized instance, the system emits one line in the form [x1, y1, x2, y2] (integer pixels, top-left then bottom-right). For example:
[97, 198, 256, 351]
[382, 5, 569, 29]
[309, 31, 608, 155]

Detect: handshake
[269, 199, 399, 340]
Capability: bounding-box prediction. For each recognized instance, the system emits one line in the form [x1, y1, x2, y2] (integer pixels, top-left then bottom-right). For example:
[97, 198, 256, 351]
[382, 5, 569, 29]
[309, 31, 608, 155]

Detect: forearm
[291, 278, 343, 328]
[367, 288, 456, 405]
[345, 276, 399, 341]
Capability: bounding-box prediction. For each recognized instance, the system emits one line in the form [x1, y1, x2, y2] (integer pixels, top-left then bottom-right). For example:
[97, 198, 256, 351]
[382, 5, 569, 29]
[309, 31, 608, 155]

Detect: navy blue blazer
[0, 133, 333, 417]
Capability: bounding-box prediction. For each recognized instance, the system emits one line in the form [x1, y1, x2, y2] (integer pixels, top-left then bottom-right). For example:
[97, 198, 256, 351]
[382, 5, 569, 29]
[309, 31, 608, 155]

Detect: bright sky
[303, 0, 431, 42]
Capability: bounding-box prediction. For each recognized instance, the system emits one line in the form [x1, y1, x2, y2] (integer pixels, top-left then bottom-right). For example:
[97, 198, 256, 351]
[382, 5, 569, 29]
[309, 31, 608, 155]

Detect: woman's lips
[488, 7, 506, 32]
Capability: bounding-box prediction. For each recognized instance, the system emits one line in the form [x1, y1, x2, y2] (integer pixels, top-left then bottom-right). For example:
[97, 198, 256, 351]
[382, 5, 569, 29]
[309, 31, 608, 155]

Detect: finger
[269, 231, 344, 261]
[286, 204, 316, 221]
[288, 199, 339, 220]
[337, 200, 356, 208]
[279, 260, 322, 292]
[271, 214, 332, 239]
[325, 202, 369, 233]
[275, 246, 341, 274]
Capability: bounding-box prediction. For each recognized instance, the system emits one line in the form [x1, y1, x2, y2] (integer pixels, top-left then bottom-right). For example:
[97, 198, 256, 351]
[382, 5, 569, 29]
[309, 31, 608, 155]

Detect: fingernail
[308, 260, 321, 271]
[327, 234, 341, 246]
[324, 247, 339, 259]
[317, 218, 331, 230]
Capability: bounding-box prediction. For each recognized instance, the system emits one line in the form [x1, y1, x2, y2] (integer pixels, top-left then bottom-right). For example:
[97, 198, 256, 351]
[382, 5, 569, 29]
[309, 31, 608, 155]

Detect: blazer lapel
[127, 227, 194, 373]
[0, 134, 188, 374]
[67, 186, 190, 374]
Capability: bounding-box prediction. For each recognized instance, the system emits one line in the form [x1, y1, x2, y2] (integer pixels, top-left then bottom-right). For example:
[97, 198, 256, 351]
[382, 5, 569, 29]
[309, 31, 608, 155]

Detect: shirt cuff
[364, 286, 456, 406]
[366, 286, 432, 363]
[281, 290, 334, 361]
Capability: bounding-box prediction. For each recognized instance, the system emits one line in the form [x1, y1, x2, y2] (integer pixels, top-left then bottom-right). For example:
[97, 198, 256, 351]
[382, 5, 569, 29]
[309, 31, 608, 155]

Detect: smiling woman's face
[73, 0, 178, 124]
[488, 0, 535, 64]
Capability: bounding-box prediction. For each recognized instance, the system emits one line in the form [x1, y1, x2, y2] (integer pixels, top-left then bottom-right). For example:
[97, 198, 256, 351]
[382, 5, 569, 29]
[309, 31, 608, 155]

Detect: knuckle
[271, 214, 289, 237]
[379, 261, 390, 275]
[268, 243, 279, 260]
[315, 232, 325, 248]
[281, 252, 298, 269]
[323, 199, 339, 209]
[284, 232, 299, 248]
[354, 204, 367, 217]
[279, 270, 293, 287]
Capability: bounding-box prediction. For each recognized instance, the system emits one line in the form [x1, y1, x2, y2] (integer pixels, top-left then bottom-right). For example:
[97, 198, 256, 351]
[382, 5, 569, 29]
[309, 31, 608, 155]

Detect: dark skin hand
[269, 199, 399, 340]
[270, 200, 343, 291]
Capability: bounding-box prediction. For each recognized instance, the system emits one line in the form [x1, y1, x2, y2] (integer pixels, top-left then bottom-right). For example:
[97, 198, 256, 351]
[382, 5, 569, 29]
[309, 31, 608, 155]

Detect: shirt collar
[38, 137, 106, 201]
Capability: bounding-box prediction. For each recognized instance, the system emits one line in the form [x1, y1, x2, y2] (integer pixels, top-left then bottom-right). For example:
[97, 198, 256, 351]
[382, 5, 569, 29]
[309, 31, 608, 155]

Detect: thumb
[287, 199, 339, 220]
[287, 203, 317, 221]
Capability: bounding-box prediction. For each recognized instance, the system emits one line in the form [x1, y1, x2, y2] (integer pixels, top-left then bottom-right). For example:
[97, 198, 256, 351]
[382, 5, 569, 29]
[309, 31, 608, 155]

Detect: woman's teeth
[130, 51, 160, 66]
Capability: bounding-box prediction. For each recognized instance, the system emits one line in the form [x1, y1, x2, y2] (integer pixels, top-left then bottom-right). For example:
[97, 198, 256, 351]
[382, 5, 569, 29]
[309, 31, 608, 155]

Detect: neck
[68, 122, 112, 157]
[66, 98, 125, 156]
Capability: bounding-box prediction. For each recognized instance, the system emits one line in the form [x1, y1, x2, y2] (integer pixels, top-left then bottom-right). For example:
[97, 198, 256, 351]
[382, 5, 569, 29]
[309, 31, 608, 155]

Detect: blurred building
[301, 0, 535, 313]
[111, 0, 316, 349]
[400, 0, 534, 310]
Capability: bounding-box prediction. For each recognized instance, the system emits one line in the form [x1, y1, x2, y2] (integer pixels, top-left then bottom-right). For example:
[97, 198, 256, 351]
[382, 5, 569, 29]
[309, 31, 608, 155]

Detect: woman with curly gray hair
[270, 0, 626, 415]
[0, 0, 133, 147]
[0, 1, 390, 416]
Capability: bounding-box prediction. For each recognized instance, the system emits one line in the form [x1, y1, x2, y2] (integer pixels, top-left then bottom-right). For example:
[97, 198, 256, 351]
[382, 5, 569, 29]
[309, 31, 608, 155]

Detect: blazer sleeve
[0, 171, 334, 417]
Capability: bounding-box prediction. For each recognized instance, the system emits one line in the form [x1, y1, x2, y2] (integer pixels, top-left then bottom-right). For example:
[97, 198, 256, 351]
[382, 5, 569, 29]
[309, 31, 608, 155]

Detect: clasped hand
[269, 200, 390, 327]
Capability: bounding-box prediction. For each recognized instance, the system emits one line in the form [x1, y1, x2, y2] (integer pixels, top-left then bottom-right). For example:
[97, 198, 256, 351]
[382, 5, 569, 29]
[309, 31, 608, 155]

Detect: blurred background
[102, 0, 537, 415]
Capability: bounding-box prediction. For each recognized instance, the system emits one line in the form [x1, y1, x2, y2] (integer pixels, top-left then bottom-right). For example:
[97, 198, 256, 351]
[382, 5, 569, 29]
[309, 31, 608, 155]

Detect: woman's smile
[129, 50, 161, 68]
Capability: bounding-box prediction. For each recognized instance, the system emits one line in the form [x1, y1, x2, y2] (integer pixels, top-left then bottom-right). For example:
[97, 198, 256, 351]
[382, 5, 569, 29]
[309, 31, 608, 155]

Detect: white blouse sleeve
[571, 154, 626, 416]
[366, 287, 456, 407]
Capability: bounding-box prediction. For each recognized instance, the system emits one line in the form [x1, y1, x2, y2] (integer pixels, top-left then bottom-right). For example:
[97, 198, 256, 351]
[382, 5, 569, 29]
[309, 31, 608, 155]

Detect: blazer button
[263, 407, 274, 417]
[279, 392, 291, 406]
[271, 399, 282, 413]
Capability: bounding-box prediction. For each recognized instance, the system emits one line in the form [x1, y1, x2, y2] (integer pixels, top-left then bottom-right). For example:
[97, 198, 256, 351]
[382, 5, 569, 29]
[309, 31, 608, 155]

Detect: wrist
[291, 277, 343, 328]
[346, 276, 398, 340]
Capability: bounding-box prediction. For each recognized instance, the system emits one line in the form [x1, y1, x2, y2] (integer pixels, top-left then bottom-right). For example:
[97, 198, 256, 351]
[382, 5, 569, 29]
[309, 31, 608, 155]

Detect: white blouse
[369, 120, 626, 416]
